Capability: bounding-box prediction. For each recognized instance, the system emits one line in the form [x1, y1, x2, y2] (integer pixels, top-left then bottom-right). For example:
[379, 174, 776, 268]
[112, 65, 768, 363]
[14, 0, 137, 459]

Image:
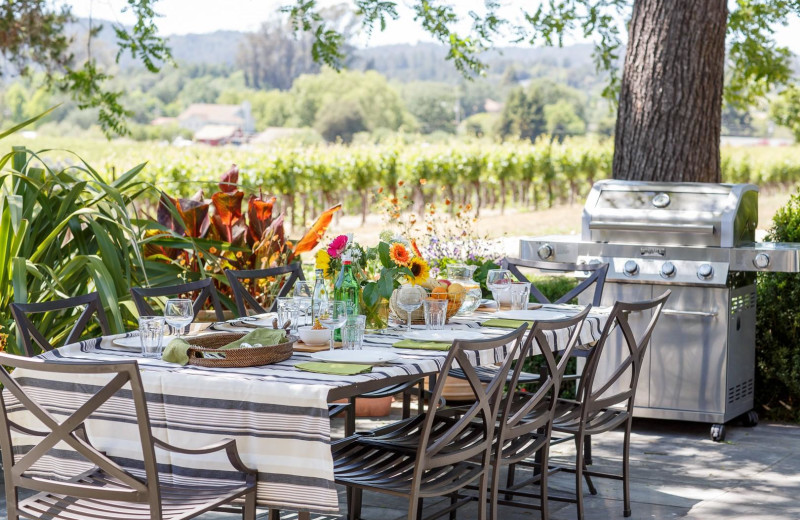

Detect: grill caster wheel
[710, 424, 726, 442]
[741, 410, 759, 427]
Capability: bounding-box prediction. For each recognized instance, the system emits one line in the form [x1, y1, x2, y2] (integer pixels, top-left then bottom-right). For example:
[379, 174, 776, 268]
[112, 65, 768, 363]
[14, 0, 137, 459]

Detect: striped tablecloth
[9, 304, 608, 514]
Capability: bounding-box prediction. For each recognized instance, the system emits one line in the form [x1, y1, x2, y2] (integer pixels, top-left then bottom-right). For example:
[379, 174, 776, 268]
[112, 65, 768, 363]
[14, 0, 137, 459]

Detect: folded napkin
[295, 362, 372, 375]
[481, 318, 530, 329]
[162, 328, 287, 366]
[392, 339, 451, 351]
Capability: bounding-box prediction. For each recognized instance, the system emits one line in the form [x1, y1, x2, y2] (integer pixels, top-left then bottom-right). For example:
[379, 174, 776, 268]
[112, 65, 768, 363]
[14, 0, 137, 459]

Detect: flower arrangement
[315, 234, 372, 281]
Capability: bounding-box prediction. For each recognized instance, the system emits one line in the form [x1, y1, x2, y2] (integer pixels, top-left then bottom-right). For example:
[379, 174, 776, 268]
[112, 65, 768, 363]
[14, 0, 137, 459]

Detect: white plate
[401, 330, 487, 342]
[493, 310, 567, 321]
[241, 314, 279, 328]
[112, 336, 176, 349]
[310, 350, 399, 364]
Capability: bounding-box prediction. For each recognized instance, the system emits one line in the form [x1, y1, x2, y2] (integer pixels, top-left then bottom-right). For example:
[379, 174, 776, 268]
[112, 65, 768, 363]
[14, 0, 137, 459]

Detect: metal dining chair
[0, 353, 258, 520]
[10, 292, 111, 357]
[549, 290, 671, 519]
[224, 264, 305, 316]
[130, 278, 224, 321]
[490, 306, 591, 520]
[500, 257, 609, 307]
[332, 324, 528, 520]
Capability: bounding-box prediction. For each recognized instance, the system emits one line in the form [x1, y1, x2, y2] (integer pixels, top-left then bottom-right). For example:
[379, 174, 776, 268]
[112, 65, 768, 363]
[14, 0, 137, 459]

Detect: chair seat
[450, 365, 542, 385]
[333, 436, 485, 499]
[19, 467, 253, 520]
[552, 398, 629, 436]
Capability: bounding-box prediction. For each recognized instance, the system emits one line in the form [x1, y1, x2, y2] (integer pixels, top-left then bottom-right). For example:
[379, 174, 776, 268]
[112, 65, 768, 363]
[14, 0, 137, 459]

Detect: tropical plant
[0, 110, 151, 354]
[148, 164, 341, 312]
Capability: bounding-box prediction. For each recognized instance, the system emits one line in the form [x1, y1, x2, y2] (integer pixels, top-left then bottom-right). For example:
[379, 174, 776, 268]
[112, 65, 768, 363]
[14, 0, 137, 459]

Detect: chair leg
[584, 434, 593, 465]
[349, 487, 364, 520]
[623, 420, 632, 517]
[504, 462, 516, 501]
[346, 397, 356, 437]
[574, 433, 585, 520]
[268, 509, 280, 520]
[450, 492, 458, 520]
[402, 388, 412, 419]
[243, 490, 257, 520]
[477, 473, 488, 520]
[490, 461, 502, 520]
[418, 379, 425, 415]
[540, 442, 550, 520]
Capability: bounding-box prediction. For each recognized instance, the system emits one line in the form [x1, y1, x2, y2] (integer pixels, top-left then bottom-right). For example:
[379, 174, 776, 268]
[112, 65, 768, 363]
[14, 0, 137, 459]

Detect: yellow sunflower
[315, 249, 331, 277]
[389, 242, 411, 266]
[408, 257, 430, 285]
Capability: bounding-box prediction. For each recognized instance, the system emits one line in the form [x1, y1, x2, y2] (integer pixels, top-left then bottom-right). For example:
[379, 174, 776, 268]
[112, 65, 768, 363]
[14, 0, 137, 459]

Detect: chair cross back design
[333, 324, 528, 520]
[10, 292, 111, 357]
[225, 264, 305, 316]
[130, 278, 224, 321]
[552, 290, 671, 520]
[501, 257, 609, 307]
[0, 354, 257, 520]
[495, 306, 591, 519]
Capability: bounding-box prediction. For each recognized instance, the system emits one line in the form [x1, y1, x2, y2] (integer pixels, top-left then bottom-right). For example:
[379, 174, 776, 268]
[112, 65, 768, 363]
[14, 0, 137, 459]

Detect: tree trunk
[613, 0, 727, 183]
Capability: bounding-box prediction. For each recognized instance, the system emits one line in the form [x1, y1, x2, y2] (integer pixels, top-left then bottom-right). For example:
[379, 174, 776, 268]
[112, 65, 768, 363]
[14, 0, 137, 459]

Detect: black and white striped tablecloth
[9, 304, 608, 513]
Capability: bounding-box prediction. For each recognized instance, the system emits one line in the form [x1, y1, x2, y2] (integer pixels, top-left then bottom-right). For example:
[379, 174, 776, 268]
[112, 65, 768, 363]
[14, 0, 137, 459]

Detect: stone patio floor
[3, 405, 800, 520]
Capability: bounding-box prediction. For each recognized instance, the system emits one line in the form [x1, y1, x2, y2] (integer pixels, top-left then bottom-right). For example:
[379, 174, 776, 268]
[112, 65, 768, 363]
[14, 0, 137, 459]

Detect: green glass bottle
[333, 255, 359, 340]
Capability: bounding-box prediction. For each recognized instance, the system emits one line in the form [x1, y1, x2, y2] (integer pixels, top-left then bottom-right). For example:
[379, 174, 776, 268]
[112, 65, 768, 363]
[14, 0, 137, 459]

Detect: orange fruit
[431, 286, 448, 300]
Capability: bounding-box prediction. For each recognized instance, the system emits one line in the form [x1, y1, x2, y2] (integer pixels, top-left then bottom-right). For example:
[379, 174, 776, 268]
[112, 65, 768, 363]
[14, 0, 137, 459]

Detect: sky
[66, 0, 800, 54]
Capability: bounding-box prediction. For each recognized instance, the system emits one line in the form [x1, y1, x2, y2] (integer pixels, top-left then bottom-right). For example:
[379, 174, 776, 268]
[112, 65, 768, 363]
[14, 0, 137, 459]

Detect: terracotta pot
[335, 396, 394, 417]
[425, 378, 488, 402]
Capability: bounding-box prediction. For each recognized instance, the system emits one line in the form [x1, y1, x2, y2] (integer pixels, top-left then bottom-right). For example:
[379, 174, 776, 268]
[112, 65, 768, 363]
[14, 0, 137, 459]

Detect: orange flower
[378, 187, 384, 194]
[209, 246, 218, 254]
[410, 239, 423, 257]
[389, 242, 411, 266]
[419, 178, 427, 185]
[398, 180, 405, 186]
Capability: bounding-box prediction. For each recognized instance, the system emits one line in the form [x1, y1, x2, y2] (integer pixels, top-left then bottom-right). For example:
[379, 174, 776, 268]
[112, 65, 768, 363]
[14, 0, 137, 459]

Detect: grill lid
[582, 180, 758, 248]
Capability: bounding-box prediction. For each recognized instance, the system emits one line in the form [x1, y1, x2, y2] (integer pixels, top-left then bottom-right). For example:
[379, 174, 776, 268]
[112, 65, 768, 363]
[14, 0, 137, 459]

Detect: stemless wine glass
[293, 281, 314, 328]
[486, 269, 512, 307]
[164, 298, 193, 338]
[318, 301, 348, 351]
[397, 285, 423, 332]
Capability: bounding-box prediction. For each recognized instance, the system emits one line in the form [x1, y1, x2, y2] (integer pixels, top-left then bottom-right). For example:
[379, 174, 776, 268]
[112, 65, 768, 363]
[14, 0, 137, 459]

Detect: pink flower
[327, 235, 348, 258]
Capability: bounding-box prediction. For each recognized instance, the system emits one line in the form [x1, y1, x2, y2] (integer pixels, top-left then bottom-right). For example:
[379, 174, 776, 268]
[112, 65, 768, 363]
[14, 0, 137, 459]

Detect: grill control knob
[697, 263, 714, 280]
[623, 260, 639, 276]
[537, 244, 553, 260]
[660, 261, 676, 278]
[753, 253, 770, 270]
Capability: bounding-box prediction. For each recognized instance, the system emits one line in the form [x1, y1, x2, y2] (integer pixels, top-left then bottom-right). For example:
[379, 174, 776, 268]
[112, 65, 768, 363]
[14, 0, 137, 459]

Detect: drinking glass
[422, 298, 448, 330]
[294, 281, 314, 328]
[509, 281, 531, 310]
[276, 296, 297, 332]
[341, 314, 366, 350]
[486, 269, 512, 307]
[139, 316, 165, 358]
[164, 298, 193, 338]
[318, 301, 348, 351]
[397, 285, 423, 332]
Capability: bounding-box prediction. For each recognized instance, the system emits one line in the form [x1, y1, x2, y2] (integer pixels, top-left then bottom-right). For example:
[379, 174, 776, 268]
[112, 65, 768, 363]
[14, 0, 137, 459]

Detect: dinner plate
[112, 335, 176, 349]
[493, 310, 567, 321]
[241, 314, 279, 328]
[401, 330, 487, 342]
[310, 350, 399, 365]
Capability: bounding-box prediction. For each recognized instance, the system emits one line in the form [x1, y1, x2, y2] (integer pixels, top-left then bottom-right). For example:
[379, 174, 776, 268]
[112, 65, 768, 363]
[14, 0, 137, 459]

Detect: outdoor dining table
[8, 303, 609, 515]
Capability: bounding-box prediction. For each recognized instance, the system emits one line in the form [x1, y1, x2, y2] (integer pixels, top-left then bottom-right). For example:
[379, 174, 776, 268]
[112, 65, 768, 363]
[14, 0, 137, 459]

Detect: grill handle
[588, 221, 715, 234]
[662, 309, 718, 318]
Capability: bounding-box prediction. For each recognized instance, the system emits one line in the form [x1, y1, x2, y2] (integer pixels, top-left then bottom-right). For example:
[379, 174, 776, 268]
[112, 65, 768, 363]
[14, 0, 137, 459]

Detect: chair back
[224, 264, 305, 316]
[413, 325, 527, 479]
[0, 354, 163, 517]
[498, 306, 591, 459]
[578, 290, 671, 420]
[501, 257, 609, 307]
[130, 278, 224, 321]
[11, 292, 111, 356]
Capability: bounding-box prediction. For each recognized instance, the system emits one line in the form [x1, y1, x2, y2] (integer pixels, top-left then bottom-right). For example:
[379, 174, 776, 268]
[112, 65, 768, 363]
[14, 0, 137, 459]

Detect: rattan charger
[186, 332, 297, 368]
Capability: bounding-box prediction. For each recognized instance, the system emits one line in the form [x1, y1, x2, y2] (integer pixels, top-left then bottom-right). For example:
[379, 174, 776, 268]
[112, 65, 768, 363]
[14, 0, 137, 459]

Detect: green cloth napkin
[295, 362, 372, 375]
[481, 318, 529, 329]
[392, 339, 451, 351]
[162, 328, 287, 366]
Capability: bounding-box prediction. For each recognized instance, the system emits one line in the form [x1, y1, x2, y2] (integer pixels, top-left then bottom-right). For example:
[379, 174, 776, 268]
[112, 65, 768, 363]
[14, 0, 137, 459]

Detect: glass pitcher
[445, 264, 482, 315]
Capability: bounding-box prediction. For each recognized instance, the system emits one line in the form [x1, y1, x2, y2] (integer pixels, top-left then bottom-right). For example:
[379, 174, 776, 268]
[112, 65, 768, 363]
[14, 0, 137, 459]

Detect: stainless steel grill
[520, 180, 800, 441]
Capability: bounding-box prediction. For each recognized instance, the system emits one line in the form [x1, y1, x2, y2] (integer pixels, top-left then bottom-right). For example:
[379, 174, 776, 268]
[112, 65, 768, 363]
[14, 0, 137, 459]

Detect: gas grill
[520, 180, 800, 441]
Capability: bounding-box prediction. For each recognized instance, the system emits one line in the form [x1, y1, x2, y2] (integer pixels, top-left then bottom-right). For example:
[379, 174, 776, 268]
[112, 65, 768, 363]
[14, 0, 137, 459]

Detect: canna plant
[146, 164, 341, 312]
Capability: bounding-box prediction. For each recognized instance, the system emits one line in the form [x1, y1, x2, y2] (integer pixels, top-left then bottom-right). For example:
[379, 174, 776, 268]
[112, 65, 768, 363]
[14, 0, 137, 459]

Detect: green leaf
[363, 281, 379, 307]
[378, 267, 395, 299]
[378, 241, 391, 267]
[0, 106, 59, 140]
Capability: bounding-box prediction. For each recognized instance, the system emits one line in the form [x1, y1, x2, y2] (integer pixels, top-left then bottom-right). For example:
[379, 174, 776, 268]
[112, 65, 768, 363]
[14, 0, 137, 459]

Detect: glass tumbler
[423, 298, 448, 330]
[509, 281, 531, 310]
[276, 297, 297, 333]
[139, 316, 165, 358]
[341, 314, 366, 350]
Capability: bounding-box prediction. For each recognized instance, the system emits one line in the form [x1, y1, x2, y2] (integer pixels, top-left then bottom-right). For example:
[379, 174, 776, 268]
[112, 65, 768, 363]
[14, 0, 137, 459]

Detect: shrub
[756, 188, 800, 421]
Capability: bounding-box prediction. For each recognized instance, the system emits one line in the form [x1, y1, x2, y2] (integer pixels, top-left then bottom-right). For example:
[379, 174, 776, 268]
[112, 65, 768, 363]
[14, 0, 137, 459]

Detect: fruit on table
[447, 282, 466, 299]
[431, 286, 448, 300]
